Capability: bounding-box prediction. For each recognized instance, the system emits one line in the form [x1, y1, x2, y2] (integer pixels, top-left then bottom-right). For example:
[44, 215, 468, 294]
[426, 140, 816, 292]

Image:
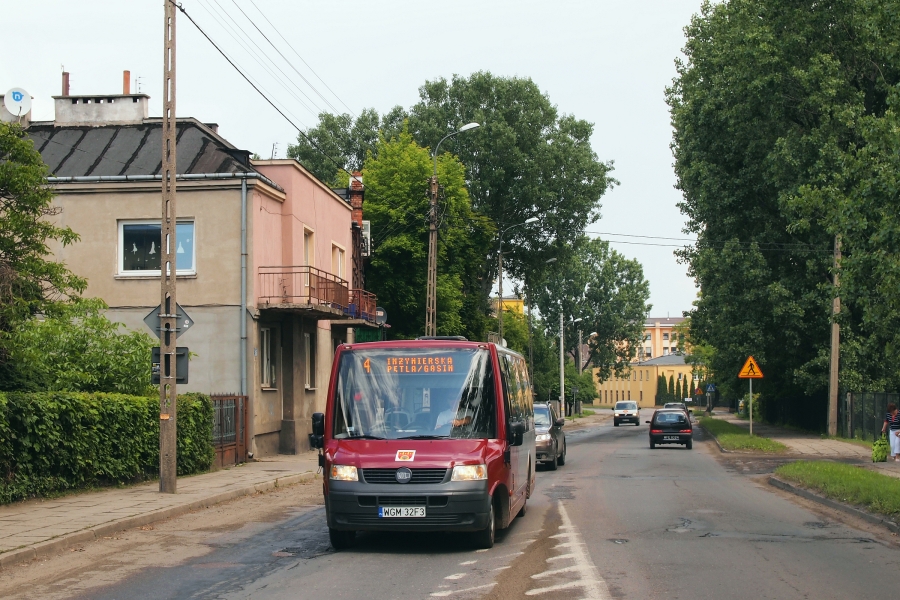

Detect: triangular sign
[738, 356, 763, 379]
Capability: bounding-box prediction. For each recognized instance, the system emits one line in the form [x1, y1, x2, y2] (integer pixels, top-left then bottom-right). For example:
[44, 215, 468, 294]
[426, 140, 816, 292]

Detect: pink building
[25, 72, 376, 459]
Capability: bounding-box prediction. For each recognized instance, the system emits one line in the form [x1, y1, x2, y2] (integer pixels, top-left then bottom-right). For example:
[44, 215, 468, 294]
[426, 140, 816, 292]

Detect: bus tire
[473, 499, 496, 549]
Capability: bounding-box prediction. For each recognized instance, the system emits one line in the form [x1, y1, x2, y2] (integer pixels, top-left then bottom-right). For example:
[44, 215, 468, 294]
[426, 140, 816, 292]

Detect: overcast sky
[2, 0, 704, 318]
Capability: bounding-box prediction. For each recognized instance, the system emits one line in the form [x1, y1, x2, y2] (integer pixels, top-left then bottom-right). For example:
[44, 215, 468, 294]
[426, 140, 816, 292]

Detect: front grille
[361, 468, 448, 484]
[378, 496, 427, 506]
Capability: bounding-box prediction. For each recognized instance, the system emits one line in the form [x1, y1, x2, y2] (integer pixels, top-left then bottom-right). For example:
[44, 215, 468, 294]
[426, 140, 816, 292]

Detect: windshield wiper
[396, 435, 449, 440]
[349, 434, 386, 440]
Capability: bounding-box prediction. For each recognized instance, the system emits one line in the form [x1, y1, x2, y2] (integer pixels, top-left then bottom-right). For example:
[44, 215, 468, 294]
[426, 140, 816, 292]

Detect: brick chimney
[123, 70, 130, 95]
[349, 171, 364, 226]
[61, 72, 70, 97]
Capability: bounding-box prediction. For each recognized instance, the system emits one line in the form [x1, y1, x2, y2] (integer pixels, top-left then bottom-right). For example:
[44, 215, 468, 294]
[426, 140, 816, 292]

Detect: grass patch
[582, 409, 595, 416]
[698, 417, 788, 453]
[776, 460, 900, 519]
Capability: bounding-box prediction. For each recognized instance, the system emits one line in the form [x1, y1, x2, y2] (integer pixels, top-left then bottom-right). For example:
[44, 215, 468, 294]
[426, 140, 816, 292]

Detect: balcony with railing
[257, 265, 376, 323]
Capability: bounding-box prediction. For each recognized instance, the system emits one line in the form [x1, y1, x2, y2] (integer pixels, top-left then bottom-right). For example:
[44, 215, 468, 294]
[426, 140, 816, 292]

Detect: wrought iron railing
[258, 265, 350, 310]
[258, 265, 377, 323]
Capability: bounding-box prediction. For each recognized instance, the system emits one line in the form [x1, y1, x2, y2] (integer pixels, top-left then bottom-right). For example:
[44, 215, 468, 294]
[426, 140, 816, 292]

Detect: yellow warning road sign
[738, 356, 763, 379]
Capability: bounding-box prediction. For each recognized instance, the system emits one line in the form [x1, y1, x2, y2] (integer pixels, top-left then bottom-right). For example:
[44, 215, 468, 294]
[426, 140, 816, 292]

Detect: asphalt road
[80, 420, 900, 600]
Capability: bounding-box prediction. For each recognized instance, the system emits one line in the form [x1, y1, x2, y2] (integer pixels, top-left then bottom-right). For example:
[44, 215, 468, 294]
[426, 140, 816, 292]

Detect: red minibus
[310, 337, 536, 550]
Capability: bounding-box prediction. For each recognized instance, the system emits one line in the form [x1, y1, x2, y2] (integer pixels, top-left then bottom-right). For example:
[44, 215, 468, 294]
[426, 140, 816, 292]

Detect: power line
[247, 0, 356, 116]
[228, 0, 342, 115]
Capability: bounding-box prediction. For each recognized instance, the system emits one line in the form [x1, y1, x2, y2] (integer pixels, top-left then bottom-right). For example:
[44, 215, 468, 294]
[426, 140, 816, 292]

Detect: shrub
[0, 391, 214, 504]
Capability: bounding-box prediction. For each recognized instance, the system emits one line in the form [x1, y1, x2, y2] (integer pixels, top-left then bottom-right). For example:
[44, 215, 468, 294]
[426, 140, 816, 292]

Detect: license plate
[378, 506, 426, 518]
[663, 435, 680, 441]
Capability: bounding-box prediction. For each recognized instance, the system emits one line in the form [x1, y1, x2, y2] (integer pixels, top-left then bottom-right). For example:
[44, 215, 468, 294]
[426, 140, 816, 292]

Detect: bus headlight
[330, 465, 358, 481]
[451, 464, 487, 481]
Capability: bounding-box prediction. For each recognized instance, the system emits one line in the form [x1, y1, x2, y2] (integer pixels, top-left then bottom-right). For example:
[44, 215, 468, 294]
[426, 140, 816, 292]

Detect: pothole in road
[667, 518, 694, 533]
[544, 485, 577, 500]
[276, 543, 334, 559]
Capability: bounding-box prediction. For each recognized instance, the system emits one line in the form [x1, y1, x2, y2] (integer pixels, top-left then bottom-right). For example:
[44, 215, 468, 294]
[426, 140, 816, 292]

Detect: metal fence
[211, 394, 247, 467]
[841, 392, 899, 441]
[258, 265, 350, 310]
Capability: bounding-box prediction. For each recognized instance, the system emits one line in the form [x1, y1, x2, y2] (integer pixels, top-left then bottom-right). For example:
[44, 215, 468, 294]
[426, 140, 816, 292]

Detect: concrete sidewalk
[714, 412, 870, 458]
[0, 452, 320, 568]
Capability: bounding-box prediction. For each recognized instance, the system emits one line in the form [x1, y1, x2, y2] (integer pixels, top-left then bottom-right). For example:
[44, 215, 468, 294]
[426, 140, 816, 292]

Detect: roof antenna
[270, 142, 278, 159]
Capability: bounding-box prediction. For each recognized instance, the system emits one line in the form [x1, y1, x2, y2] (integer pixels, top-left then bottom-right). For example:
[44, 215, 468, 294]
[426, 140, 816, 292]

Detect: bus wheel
[473, 499, 496, 549]
[329, 528, 356, 551]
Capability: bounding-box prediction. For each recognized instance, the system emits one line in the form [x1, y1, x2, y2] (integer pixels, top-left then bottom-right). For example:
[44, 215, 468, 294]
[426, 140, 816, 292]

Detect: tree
[1, 299, 156, 395]
[361, 130, 494, 339]
[656, 374, 666, 404]
[668, 0, 900, 427]
[668, 375, 676, 400]
[286, 107, 407, 185]
[534, 237, 651, 382]
[407, 72, 616, 290]
[0, 122, 85, 379]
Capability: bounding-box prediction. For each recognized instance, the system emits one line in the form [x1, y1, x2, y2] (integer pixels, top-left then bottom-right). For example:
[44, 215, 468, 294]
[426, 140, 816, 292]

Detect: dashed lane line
[531, 565, 578, 579]
[429, 583, 496, 597]
[444, 573, 467, 580]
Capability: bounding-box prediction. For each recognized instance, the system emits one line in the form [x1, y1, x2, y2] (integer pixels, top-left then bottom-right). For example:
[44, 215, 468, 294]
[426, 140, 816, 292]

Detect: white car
[613, 401, 640, 426]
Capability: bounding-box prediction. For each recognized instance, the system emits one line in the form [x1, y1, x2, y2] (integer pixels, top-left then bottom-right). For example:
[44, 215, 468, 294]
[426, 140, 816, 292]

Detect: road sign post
[738, 357, 763, 436]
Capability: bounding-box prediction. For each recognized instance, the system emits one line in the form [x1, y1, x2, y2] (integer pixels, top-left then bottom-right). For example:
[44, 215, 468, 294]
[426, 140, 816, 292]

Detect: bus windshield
[332, 347, 496, 440]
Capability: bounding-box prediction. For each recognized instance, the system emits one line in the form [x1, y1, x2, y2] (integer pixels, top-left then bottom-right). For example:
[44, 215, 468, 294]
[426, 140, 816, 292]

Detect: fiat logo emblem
[395, 467, 412, 484]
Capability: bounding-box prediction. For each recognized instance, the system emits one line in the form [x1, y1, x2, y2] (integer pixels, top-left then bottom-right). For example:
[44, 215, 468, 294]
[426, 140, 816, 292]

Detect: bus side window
[516, 357, 533, 430]
[500, 353, 517, 425]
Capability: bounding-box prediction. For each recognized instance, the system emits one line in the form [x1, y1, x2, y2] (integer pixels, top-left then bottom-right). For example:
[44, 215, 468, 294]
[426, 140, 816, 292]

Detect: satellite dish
[375, 307, 387, 325]
[3, 88, 32, 117]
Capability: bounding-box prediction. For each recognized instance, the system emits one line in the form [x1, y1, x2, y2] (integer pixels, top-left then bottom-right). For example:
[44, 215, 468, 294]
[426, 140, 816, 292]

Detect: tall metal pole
[527, 282, 534, 378]
[425, 173, 438, 337]
[159, 0, 178, 494]
[577, 329, 583, 374]
[559, 312, 565, 413]
[749, 378, 753, 436]
[498, 235, 504, 342]
[828, 235, 841, 437]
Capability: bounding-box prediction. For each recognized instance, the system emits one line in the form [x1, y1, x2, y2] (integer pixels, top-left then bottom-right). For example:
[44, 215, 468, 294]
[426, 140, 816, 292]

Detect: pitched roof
[637, 354, 688, 366]
[26, 118, 255, 177]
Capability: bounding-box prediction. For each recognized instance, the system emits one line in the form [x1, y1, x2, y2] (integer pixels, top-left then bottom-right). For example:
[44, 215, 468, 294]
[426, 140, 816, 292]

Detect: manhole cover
[278, 544, 333, 559]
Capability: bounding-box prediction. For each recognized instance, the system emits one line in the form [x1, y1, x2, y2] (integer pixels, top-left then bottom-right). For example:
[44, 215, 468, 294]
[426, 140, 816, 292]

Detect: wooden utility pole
[159, 0, 178, 493]
[827, 235, 841, 437]
[425, 175, 438, 337]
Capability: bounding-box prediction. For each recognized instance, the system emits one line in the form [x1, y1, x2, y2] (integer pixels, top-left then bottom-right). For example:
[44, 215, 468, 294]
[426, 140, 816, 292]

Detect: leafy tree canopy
[362, 130, 494, 339]
[534, 237, 651, 383]
[668, 0, 900, 426]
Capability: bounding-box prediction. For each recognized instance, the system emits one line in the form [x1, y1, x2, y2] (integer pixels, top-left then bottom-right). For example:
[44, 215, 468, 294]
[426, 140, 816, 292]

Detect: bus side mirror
[508, 421, 525, 446]
[310, 413, 325, 449]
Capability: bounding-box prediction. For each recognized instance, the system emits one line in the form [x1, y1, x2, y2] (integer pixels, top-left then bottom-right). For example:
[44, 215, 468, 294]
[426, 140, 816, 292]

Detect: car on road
[310, 337, 536, 551]
[664, 402, 692, 420]
[535, 402, 566, 469]
[647, 409, 693, 449]
[613, 401, 640, 426]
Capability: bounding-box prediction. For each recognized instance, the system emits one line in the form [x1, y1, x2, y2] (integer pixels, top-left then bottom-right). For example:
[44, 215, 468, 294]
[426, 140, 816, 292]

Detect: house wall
[593, 363, 695, 408]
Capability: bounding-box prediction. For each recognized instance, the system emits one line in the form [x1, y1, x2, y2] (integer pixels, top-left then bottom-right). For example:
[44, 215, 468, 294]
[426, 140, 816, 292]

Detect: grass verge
[698, 417, 788, 453]
[775, 460, 900, 519]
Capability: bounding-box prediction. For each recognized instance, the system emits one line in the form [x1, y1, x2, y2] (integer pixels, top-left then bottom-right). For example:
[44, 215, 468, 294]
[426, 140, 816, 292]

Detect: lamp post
[528, 257, 557, 379]
[425, 122, 480, 337]
[497, 217, 539, 342]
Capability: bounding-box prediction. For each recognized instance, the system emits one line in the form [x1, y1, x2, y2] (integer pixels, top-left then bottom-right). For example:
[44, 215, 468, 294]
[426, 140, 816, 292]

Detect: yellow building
[593, 355, 697, 408]
[637, 317, 686, 361]
[492, 294, 525, 315]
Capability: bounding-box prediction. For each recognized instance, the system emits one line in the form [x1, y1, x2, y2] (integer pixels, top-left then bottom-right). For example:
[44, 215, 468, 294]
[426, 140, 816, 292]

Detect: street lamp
[497, 216, 539, 341]
[527, 257, 557, 379]
[425, 122, 480, 337]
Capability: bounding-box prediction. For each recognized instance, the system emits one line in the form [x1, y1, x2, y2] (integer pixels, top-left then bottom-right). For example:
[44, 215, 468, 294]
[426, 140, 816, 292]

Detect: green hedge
[0, 391, 214, 504]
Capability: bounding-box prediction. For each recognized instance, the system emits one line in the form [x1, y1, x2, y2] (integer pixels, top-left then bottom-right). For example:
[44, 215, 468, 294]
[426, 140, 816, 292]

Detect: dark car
[647, 409, 693, 449]
[534, 402, 566, 470]
[664, 402, 692, 420]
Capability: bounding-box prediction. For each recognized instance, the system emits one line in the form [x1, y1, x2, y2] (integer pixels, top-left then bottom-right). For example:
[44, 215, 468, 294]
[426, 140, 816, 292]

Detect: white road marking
[459, 560, 477, 565]
[525, 503, 610, 598]
[547, 553, 576, 562]
[444, 573, 467, 580]
[531, 565, 578, 579]
[430, 583, 496, 597]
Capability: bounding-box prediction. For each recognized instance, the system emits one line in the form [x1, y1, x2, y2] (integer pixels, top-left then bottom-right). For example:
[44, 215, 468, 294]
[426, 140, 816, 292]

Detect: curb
[0, 470, 318, 570]
[697, 424, 729, 453]
[768, 476, 900, 534]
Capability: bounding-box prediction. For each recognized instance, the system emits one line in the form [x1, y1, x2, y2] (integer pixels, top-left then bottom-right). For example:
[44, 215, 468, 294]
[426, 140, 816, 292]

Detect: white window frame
[304, 331, 315, 389]
[118, 219, 196, 276]
[260, 327, 275, 388]
[332, 243, 346, 280]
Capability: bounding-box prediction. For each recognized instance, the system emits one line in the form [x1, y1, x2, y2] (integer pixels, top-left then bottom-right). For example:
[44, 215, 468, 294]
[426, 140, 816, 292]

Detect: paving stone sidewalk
[0, 452, 320, 567]
[714, 412, 870, 458]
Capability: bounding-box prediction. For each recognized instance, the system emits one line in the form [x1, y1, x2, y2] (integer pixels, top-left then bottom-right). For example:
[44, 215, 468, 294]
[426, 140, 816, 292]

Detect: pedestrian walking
[882, 403, 900, 461]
